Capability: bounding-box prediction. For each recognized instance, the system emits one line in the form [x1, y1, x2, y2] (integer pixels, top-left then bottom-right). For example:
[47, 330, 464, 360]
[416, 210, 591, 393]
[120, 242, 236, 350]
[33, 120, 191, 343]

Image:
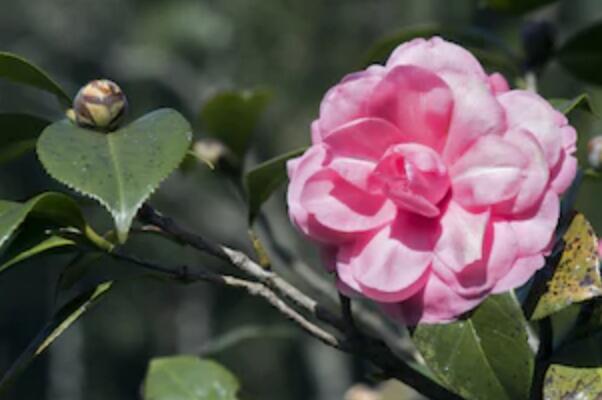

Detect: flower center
[368, 143, 450, 217]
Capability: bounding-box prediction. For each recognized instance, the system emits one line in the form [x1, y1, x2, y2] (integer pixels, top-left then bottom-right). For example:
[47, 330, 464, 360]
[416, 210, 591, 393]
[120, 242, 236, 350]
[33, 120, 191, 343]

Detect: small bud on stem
[72, 79, 128, 131]
[588, 136, 602, 171]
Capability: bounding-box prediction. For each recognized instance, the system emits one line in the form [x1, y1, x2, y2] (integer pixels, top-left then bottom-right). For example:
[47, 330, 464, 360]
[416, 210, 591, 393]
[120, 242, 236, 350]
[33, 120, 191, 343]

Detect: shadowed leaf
[0, 52, 70, 106]
[200, 89, 271, 159]
[412, 294, 534, 400]
[0, 114, 49, 164]
[532, 213, 602, 320]
[37, 109, 192, 243]
[557, 22, 602, 85]
[244, 147, 306, 222]
[549, 94, 595, 116]
[143, 355, 239, 400]
[0, 281, 112, 394]
[483, 0, 557, 14]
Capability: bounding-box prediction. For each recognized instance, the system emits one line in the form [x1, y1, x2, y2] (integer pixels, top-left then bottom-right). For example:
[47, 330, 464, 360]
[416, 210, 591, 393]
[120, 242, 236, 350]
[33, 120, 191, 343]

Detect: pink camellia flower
[287, 37, 577, 324]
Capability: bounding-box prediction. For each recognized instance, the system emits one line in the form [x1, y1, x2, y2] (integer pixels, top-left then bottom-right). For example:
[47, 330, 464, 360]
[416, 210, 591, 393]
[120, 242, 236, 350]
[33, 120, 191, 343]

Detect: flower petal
[349, 212, 439, 302]
[323, 117, 406, 161]
[434, 201, 490, 272]
[451, 135, 527, 209]
[366, 65, 453, 150]
[509, 191, 559, 257]
[492, 254, 545, 294]
[300, 169, 395, 233]
[498, 90, 564, 167]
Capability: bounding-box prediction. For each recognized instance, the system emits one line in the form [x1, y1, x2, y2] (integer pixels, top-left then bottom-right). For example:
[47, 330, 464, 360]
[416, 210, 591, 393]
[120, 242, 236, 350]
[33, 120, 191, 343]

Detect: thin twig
[110, 250, 341, 348]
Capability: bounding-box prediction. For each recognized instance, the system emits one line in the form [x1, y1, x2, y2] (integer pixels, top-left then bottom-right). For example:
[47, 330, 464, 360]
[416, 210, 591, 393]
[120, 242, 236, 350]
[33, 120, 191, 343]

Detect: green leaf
[549, 94, 595, 116]
[143, 355, 240, 400]
[482, 0, 557, 14]
[0, 281, 112, 394]
[0, 52, 71, 106]
[0, 192, 85, 250]
[543, 365, 602, 400]
[37, 109, 192, 243]
[362, 24, 519, 76]
[244, 147, 306, 222]
[0, 220, 75, 276]
[0, 114, 49, 165]
[532, 213, 602, 320]
[557, 22, 602, 86]
[200, 89, 271, 159]
[412, 294, 534, 400]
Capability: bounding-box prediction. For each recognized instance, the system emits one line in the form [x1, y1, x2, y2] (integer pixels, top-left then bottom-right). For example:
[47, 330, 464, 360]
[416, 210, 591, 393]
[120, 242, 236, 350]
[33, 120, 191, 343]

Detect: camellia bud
[588, 136, 602, 171]
[73, 79, 128, 131]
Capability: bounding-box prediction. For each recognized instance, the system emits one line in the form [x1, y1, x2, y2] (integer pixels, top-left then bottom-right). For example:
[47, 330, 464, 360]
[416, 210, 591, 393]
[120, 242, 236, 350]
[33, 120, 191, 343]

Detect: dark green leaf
[37, 109, 192, 243]
[58, 252, 105, 291]
[543, 365, 602, 400]
[532, 213, 602, 320]
[0, 281, 112, 394]
[244, 147, 306, 222]
[0, 220, 75, 276]
[200, 89, 271, 159]
[557, 22, 602, 85]
[362, 24, 519, 76]
[412, 294, 534, 400]
[0, 192, 85, 250]
[483, 0, 557, 14]
[549, 94, 595, 116]
[0, 52, 71, 106]
[0, 114, 49, 164]
[143, 355, 240, 400]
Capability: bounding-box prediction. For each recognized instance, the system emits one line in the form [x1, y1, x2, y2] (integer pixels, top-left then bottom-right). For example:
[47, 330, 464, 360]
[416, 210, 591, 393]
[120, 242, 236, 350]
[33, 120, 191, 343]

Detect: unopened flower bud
[588, 136, 602, 170]
[73, 79, 128, 131]
[344, 385, 381, 400]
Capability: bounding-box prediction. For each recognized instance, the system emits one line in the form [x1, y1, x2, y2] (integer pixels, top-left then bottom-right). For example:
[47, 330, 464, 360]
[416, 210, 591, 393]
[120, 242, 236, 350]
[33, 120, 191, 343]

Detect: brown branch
[135, 204, 462, 400]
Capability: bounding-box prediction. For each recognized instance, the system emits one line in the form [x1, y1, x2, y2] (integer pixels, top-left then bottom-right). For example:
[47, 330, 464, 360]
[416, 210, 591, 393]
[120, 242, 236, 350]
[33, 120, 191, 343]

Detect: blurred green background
[1, 0, 602, 399]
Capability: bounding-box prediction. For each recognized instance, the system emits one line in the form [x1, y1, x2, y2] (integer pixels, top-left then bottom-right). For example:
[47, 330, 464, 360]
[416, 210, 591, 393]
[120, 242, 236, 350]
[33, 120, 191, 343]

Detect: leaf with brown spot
[543, 365, 602, 400]
[532, 213, 602, 320]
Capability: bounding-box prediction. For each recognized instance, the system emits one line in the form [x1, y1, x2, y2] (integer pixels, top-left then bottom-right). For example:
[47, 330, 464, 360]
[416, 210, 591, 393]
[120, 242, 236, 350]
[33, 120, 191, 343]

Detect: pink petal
[451, 135, 527, 209]
[366, 65, 453, 150]
[493, 254, 545, 294]
[318, 67, 385, 136]
[434, 201, 490, 272]
[489, 72, 510, 94]
[496, 128, 549, 214]
[441, 72, 506, 163]
[433, 220, 518, 298]
[327, 157, 375, 190]
[509, 191, 560, 257]
[348, 212, 439, 302]
[498, 90, 564, 167]
[549, 151, 578, 195]
[381, 272, 483, 325]
[300, 169, 396, 233]
[322, 117, 406, 161]
[386, 37, 487, 80]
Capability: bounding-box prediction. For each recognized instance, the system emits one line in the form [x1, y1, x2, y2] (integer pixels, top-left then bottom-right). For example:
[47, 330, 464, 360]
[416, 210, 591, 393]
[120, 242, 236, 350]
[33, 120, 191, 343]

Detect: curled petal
[509, 191, 559, 257]
[493, 254, 545, 294]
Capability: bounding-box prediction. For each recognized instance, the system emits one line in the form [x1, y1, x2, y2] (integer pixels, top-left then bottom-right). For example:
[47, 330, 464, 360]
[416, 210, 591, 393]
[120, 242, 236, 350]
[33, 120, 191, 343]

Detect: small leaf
[532, 213, 602, 320]
[362, 24, 519, 76]
[143, 355, 240, 400]
[412, 294, 534, 400]
[244, 147, 306, 222]
[200, 89, 271, 159]
[0, 281, 112, 394]
[0, 114, 49, 165]
[557, 22, 602, 86]
[543, 365, 602, 400]
[483, 0, 557, 14]
[0, 192, 85, 250]
[549, 94, 595, 116]
[37, 109, 192, 243]
[0, 220, 75, 276]
[0, 52, 71, 106]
